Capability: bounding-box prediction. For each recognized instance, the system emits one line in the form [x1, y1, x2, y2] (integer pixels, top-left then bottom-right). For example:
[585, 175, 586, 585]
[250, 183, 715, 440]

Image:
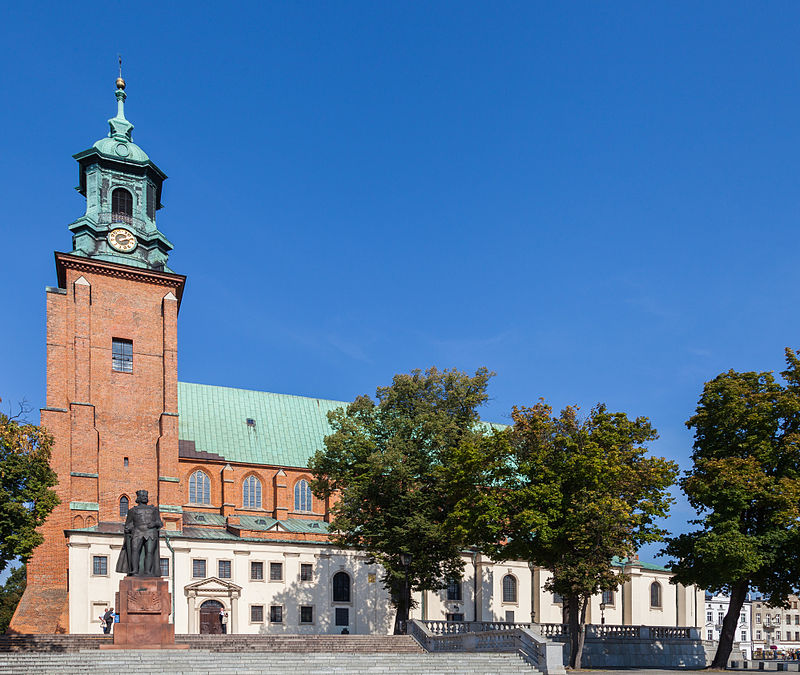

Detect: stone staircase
[0, 634, 422, 653]
[0, 649, 540, 674]
[178, 633, 424, 652]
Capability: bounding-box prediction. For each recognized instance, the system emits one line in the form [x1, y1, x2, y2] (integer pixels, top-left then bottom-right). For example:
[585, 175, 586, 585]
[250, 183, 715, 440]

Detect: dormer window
[111, 188, 133, 224]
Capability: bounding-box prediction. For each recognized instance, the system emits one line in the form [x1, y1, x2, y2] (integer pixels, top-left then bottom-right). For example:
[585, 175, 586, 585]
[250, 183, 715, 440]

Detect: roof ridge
[178, 380, 351, 406]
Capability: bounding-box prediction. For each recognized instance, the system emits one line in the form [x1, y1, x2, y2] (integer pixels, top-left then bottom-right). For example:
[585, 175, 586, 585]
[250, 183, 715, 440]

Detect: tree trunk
[392, 583, 411, 635]
[710, 579, 749, 669]
[567, 594, 583, 669]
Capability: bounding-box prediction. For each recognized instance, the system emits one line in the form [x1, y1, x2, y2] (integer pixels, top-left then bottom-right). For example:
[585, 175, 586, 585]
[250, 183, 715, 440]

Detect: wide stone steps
[178, 634, 424, 652]
[0, 634, 423, 653]
[0, 649, 539, 674]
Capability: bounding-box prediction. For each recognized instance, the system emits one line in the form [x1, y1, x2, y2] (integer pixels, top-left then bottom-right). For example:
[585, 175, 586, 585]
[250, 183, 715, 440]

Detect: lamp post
[399, 551, 413, 634]
[600, 602, 606, 626]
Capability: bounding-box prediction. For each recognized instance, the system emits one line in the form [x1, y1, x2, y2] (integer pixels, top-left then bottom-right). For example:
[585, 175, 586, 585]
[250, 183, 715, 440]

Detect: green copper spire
[90, 75, 149, 163]
[68, 73, 174, 272]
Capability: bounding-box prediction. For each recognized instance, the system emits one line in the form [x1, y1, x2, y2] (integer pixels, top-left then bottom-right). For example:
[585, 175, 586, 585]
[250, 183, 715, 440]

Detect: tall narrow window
[111, 188, 133, 223]
[502, 575, 517, 603]
[189, 470, 211, 504]
[112, 338, 133, 372]
[294, 479, 312, 512]
[243, 475, 262, 509]
[602, 590, 615, 606]
[146, 183, 156, 220]
[119, 495, 129, 517]
[447, 577, 462, 601]
[650, 582, 662, 608]
[332, 572, 351, 603]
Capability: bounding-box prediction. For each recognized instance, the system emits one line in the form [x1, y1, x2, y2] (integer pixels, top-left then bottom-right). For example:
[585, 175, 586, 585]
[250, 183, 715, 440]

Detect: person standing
[102, 607, 114, 634]
[219, 608, 228, 634]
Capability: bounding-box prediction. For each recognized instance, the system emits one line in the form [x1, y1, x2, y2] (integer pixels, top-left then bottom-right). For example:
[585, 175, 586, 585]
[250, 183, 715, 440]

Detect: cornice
[55, 252, 186, 304]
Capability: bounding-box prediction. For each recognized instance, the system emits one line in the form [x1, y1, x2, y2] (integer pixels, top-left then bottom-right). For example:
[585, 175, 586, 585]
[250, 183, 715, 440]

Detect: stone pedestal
[101, 576, 186, 649]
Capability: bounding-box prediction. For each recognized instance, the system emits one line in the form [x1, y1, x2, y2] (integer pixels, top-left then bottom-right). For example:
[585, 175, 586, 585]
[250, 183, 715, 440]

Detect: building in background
[704, 592, 753, 659]
[751, 595, 800, 656]
[11, 77, 704, 636]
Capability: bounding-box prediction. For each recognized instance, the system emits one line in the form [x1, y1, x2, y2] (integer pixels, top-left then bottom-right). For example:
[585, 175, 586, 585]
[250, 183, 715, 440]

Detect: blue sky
[1, 2, 799, 565]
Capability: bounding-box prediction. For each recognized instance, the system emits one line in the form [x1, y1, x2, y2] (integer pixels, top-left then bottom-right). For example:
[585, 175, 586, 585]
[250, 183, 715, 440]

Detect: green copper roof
[91, 84, 149, 163]
[177, 382, 349, 468]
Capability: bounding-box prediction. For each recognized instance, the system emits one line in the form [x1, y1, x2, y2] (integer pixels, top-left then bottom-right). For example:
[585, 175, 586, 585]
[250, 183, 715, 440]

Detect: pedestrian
[102, 607, 114, 634]
[219, 608, 228, 634]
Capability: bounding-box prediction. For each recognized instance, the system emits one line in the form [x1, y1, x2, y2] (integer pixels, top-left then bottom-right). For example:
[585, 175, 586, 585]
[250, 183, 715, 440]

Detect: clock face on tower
[107, 227, 137, 253]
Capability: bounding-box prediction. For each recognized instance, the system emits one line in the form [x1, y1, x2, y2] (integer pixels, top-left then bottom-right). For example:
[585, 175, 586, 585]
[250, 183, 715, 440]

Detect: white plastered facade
[69, 532, 704, 634]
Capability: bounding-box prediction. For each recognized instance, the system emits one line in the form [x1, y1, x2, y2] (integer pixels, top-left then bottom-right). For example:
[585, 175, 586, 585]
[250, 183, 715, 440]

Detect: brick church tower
[11, 76, 185, 633]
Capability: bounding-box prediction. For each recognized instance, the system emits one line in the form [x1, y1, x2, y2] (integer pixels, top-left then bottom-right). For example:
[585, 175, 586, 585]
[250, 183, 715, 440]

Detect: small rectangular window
[270, 562, 283, 581]
[446, 613, 464, 622]
[300, 563, 313, 581]
[270, 605, 283, 623]
[112, 338, 133, 372]
[756, 630, 762, 640]
[192, 559, 206, 579]
[300, 606, 313, 624]
[756, 613, 761, 623]
[741, 631, 747, 642]
[505, 610, 515, 623]
[553, 592, 563, 604]
[92, 556, 108, 576]
[602, 590, 614, 606]
[335, 607, 349, 626]
[250, 605, 264, 623]
[708, 630, 713, 640]
[250, 561, 263, 580]
[218, 560, 231, 579]
[160, 558, 169, 577]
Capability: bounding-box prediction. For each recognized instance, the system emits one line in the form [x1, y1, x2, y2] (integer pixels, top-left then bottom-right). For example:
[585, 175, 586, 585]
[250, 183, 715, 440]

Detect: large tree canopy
[448, 401, 678, 668]
[308, 367, 493, 634]
[0, 406, 59, 573]
[664, 349, 800, 669]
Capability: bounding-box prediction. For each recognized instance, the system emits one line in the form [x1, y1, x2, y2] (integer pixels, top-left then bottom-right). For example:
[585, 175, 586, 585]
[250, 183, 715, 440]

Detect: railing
[418, 620, 698, 642]
[409, 620, 566, 675]
[421, 620, 534, 635]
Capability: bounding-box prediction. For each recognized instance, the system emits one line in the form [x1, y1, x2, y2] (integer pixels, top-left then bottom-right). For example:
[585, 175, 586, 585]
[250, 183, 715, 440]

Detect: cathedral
[10, 77, 704, 636]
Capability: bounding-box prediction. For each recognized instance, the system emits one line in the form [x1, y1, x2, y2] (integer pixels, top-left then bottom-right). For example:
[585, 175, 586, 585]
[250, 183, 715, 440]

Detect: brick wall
[11, 254, 185, 634]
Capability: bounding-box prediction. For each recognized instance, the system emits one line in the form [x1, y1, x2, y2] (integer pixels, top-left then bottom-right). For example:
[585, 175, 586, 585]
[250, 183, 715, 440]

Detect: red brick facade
[10, 253, 334, 633]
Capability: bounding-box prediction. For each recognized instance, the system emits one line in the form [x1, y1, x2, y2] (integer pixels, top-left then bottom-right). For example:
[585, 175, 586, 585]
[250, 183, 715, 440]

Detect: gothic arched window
[189, 470, 211, 505]
[294, 479, 312, 512]
[650, 581, 662, 608]
[243, 475, 262, 509]
[333, 571, 351, 603]
[111, 188, 133, 223]
[502, 574, 517, 603]
[119, 495, 129, 517]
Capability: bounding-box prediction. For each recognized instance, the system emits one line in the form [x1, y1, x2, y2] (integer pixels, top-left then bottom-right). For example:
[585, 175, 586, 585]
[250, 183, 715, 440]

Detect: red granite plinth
[100, 576, 187, 649]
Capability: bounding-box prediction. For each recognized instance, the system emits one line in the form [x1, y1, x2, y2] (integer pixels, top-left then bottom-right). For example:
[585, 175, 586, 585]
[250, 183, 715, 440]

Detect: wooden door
[199, 600, 224, 634]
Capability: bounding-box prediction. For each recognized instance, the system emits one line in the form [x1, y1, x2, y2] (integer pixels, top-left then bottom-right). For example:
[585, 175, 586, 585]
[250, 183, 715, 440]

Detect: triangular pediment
[183, 576, 242, 593]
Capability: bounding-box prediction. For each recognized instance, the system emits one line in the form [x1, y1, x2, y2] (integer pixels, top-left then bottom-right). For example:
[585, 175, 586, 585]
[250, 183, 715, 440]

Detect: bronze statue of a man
[116, 490, 163, 577]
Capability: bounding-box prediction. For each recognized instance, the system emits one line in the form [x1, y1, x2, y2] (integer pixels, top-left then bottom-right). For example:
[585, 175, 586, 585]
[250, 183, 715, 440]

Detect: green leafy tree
[0, 565, 26, 634]
[0, 402, 60, 573]
[308, 367, 493, 634]
[664, 349, 800, 669]
[448, 401, 678, 668]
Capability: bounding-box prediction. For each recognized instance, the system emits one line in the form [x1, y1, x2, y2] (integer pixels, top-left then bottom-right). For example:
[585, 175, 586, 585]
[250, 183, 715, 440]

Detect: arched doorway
[199, 599, 224, 634]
